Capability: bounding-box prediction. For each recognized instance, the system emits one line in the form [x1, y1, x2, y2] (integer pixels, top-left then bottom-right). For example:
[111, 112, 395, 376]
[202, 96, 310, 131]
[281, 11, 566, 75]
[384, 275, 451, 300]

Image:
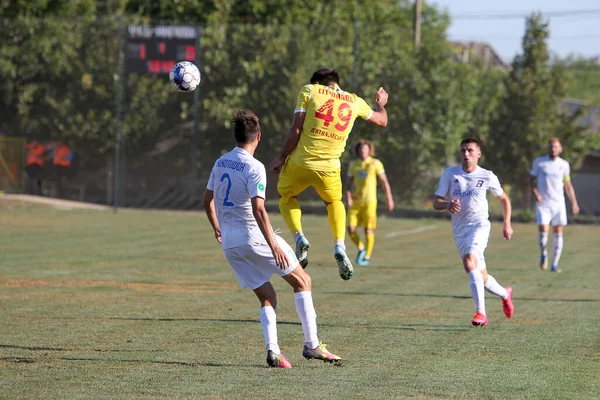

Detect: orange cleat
[472, 312, 488, 326]
[502, 286, 514, 318]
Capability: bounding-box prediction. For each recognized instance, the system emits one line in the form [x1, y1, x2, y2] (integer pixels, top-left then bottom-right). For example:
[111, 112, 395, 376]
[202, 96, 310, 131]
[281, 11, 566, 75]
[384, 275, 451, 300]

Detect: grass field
[1, 199, 599, 399]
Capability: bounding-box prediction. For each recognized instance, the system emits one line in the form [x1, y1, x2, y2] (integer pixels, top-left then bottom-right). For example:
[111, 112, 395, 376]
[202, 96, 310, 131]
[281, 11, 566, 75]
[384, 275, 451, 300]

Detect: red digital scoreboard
[125, 25, 198, 74]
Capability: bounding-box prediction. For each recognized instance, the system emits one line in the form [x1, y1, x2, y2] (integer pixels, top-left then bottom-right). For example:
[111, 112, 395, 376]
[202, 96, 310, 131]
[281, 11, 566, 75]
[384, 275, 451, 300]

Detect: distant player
[203, 110, 341, 368]
[433, 138, 514, 326]
[530, 137, 580, 273]
[345, 139, 394, 266]
[271, 68, 388, 280]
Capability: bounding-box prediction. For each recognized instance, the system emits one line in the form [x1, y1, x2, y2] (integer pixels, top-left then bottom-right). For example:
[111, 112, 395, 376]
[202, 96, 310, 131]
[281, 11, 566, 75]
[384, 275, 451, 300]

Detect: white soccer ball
[169, 61, 201, 92]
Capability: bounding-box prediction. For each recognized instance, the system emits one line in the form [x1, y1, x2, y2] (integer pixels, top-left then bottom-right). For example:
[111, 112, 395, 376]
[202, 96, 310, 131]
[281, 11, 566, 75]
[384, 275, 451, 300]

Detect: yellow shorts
[277, 160, 342, 203]
[348, 202, 377, 229]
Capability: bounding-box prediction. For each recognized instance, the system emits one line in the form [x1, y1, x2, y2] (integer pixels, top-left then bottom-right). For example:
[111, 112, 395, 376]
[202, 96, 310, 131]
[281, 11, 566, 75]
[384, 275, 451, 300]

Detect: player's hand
[573, 203, 580, 215]
[271, 246, 290, 270]
[447, 199, 461, 214]
[347, 197, 353, 208]
[502, 224, 513, 240]
[535, 194, 543, 204]
[214, 229, 222, 243]
[387, 198, 394, 211]
[271, 158, 285, 174]
[375, 87, 388, 107]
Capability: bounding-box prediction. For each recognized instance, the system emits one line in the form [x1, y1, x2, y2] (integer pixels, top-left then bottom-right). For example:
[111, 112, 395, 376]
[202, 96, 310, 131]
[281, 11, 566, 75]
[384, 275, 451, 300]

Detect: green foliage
[0, 2, 595, 206]
[487, 13, 592, 206]
[561, 56, 600, 108]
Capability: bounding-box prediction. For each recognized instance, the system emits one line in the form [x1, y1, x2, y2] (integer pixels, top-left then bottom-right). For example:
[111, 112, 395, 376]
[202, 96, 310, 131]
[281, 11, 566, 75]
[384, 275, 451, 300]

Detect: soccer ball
[169, 61, 201, 92]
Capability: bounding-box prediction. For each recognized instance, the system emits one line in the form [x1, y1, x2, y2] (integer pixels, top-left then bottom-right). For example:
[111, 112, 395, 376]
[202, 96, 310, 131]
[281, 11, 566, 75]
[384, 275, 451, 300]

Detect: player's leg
[361, 202, 378, 266]
[480, 258, 514, 318]
[278, 238, 341, 363]
[536, 204, 551, 270]
[313, 170, 353, 280]
[277, 161, 311, 267]
[551, 226, 564, 273]
[457, 227, 490, 326]
[463, 253, 487, 326]
[226, 243, 295, 368]
[550, 205, 567, 273]
[347, 205, 365, 263]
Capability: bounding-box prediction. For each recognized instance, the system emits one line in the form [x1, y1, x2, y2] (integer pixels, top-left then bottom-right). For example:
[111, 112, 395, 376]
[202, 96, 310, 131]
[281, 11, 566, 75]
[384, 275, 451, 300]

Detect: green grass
[1, 200, 599, 399]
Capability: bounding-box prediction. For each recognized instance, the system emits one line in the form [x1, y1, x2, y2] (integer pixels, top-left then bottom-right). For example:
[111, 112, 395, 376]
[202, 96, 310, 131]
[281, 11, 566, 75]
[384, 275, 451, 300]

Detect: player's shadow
[110, 317, 467, 332]
[0, 344, 249, 368]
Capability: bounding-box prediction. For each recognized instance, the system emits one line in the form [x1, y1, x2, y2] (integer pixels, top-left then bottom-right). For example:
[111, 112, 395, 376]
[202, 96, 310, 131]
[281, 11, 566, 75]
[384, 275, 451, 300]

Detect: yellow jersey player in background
[345, 139, 394, 266]
[271, 68, 388, 280]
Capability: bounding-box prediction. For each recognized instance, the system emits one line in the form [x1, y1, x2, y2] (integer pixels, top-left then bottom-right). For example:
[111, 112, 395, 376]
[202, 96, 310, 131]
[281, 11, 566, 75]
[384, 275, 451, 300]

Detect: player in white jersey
[203, 110, 341, 368]
[433, 138, 515, 326]
[530, 137, 580, 273]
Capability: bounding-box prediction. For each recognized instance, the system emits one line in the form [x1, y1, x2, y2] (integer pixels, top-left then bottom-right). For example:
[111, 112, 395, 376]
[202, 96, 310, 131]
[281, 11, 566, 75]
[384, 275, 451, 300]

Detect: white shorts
[536, 202, 567, 226]
[224, 235, 299, 290]
[454, 225, 490, 271]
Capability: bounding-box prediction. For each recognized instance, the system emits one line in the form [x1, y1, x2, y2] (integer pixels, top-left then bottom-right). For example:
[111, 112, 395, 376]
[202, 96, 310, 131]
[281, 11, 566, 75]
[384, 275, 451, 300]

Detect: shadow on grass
[325, 291, 600, 303]
[108, 317, 467, 332]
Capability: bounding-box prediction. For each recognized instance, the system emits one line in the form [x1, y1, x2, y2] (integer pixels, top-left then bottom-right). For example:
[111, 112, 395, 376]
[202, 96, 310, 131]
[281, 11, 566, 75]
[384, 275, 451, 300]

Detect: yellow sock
[365, 232, 375, 259]
[279, 197, 303, 235]
[349, 231, 364, 249]
[326, 201, 346, 242]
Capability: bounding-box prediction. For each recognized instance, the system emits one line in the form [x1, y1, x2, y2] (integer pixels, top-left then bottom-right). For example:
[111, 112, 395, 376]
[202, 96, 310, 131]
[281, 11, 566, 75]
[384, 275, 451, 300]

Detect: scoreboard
[125, 25, 199, 74]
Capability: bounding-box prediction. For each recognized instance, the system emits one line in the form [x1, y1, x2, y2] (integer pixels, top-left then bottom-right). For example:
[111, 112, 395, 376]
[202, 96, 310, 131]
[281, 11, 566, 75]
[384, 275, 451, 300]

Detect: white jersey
[530, 155, 570, 205]
[435, 166, 504, 233]
[207, 147, 268, 250]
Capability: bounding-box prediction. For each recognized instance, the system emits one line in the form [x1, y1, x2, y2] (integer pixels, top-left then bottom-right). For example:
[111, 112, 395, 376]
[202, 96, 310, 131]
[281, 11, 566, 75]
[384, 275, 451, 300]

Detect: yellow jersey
[348, 157, 385, 204]
[288, 84, 373, 171]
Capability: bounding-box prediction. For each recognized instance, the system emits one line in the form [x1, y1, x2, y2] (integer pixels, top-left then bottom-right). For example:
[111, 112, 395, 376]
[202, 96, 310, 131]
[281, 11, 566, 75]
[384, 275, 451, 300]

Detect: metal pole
[190, 26, 201, 209]
[114, 15, 124, 213]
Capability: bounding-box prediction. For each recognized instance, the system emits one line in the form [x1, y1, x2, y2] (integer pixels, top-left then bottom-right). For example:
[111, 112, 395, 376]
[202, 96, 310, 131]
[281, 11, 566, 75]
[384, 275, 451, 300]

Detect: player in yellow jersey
[345, 139, 394, 266]
[271, 68, 388, 280]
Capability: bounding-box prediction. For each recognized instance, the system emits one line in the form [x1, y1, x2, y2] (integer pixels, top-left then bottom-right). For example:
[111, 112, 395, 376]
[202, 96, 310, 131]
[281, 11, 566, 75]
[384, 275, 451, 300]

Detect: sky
[432, 0, 600, 64]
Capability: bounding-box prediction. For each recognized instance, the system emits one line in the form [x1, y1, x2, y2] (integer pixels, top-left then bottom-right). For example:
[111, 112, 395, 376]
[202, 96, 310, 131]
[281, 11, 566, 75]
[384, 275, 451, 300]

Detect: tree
[487, 13, 591, 207]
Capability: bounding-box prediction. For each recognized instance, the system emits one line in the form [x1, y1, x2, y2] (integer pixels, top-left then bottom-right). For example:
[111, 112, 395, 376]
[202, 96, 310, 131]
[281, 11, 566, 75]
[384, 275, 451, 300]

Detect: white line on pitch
[385, 225, 439, 238]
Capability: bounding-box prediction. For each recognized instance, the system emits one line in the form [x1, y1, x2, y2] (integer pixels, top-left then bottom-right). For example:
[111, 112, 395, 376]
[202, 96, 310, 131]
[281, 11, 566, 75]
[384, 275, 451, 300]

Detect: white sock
[484, 274, 508, 299]
[468, 270, 486, 315]
[294, 291, 319, 349]
[552, 232, 564, 267]
[335, 240, 345, 249]
[539, 232, 548, 255]
[259, 306, 280, 354]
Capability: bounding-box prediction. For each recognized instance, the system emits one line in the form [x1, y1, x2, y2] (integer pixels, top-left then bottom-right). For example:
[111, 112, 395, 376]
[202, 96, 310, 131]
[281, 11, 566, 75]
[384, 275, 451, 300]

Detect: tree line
[0, 0, 597, 206]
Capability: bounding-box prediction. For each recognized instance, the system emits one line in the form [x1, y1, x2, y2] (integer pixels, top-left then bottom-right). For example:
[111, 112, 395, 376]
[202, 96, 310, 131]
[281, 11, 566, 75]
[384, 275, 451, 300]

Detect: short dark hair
[460, 138, 481, 148]
[232, 110, 260, 144]
[310, 68, 340, 86]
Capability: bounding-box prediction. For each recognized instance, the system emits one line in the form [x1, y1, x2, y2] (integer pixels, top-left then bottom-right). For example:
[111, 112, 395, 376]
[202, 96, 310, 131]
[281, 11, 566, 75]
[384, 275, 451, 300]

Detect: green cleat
[303, 342, 341, 363]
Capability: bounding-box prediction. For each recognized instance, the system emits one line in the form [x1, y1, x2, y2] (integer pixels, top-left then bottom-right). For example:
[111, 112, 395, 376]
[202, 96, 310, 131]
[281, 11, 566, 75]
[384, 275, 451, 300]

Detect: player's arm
[530, 175, 542, 204]
[272, 112, 306, 174]
[433, 195, 460, 214]
[377, 173, 394, 211]
[251, 196, 290, 270]
[564, 179, 580, 215]
[497, 192, 513, 240]
[345, 174, 354, 207]
[202, 189, 222, 243]
[367, 87, 388, 127]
